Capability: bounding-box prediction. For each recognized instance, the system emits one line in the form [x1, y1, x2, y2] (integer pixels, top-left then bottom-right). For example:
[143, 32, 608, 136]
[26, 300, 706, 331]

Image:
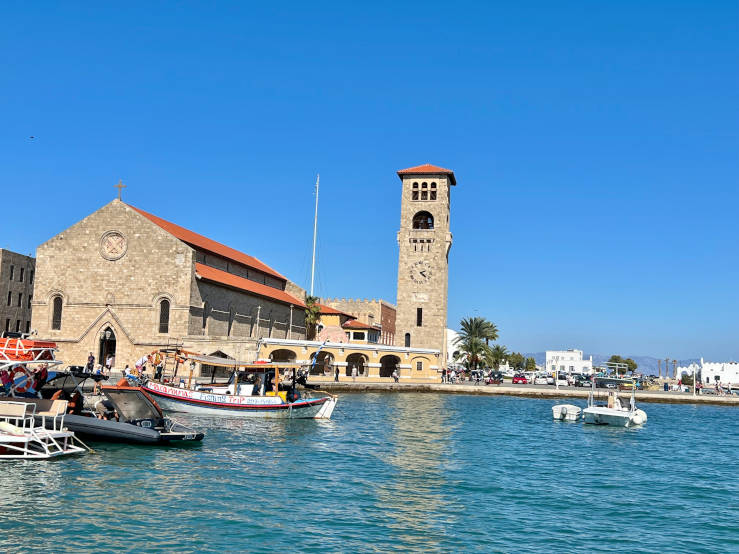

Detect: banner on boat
[145, 381, 281, 406]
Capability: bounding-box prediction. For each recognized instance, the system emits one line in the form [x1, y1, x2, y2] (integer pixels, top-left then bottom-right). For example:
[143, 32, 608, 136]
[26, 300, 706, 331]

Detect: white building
[546, 349, 593, 375]
[446, 329, 462, 369]
[676, 358, 739, 386]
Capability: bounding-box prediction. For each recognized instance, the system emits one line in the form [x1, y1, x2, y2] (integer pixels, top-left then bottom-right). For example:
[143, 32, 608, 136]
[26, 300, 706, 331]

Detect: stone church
[32, 200, 307, 370]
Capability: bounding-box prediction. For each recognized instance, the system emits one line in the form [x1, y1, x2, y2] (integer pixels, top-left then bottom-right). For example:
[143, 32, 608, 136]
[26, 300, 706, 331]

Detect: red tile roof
[129, 205, 286, 281]
[397, 163, 456, 186]
[342, 319, 376, 330]
[195, 263, 304, 308]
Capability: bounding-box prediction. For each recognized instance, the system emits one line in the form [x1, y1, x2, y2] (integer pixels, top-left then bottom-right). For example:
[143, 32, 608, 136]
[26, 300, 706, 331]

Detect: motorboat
[0, 400, 87, 460]
[13, 384, 204, 444]
[0, 338, 203, 444]
[552, 404, 581, 421]
[583, 379, 647, 427]
[142, 350, 337, 419]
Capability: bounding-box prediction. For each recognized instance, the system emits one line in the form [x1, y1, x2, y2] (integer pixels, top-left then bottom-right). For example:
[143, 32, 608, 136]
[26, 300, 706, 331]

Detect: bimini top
[397, 163, 456, 186]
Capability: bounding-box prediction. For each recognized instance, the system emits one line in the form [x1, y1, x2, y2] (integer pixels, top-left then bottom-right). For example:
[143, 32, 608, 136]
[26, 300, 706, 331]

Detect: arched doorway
[380, 355, 400, 378]
[269, 349, 297, 363]
[309, 351, 334, 375]
[98, 326, 116, 368]
[345, 353, 367, 376]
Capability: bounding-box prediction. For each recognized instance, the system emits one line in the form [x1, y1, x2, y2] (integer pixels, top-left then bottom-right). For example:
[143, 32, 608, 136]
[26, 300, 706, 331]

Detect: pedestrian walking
[334, 366, 339, 382]
[86, 352, 95, 372]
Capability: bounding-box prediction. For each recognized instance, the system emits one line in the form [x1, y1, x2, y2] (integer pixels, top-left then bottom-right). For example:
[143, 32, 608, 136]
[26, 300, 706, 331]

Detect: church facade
[32, 200, 307, 369]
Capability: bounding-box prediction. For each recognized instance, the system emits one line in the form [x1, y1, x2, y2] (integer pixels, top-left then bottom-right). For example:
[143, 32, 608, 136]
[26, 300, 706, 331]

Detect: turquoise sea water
[3, 393, 738, 553]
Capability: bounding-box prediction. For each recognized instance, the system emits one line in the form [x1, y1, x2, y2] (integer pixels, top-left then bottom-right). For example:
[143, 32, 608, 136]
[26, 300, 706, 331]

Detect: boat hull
[583, 407, 634, 427]
[43, 414, 203, 444]
[144, 382, 336, 419]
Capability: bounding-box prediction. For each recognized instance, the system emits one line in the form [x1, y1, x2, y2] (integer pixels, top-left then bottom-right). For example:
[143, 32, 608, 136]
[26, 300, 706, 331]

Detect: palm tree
[454, 336, 493, 372]
[490, 344, 509, 370]
[305, 295, 321, 340]
[456, 317, 499, 345]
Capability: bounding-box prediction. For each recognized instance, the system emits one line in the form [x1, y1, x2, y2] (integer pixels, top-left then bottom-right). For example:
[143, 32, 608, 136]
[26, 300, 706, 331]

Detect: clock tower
[395, 163, 455, 370]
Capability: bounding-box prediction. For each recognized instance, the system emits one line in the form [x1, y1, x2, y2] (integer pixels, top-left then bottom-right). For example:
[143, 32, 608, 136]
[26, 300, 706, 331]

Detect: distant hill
[523, 352, 700, 376]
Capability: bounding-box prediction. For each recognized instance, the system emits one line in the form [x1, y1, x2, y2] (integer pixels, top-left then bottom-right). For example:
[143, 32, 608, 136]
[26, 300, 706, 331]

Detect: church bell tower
[395, 163, 455, 369]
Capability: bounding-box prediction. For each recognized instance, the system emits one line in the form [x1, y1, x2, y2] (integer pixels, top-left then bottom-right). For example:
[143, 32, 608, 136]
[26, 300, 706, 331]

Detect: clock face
[410, 260, 432, 284]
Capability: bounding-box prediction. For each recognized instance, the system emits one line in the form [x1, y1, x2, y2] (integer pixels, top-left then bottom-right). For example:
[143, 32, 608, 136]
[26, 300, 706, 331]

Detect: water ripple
[1, 393, 737, 552]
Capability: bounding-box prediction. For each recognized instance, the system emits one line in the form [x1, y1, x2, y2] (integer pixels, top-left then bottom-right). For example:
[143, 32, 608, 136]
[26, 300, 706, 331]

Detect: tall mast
[310, 174, 320, 296]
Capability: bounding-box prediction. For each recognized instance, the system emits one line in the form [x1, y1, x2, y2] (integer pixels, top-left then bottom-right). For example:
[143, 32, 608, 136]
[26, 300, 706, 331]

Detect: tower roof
[397, 163, 456, 186]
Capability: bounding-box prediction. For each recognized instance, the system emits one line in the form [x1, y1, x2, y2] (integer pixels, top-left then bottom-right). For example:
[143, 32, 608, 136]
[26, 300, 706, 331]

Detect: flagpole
[310, 174, 320, 296]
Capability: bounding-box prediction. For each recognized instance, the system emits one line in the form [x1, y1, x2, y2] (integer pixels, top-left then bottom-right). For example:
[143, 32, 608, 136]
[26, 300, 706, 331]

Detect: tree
[305, 295, 321, 340]
[454, 336, 493, 371]
[508, 352, 525, 371]
[525, 357, 536, 371]
[608, 355, 638, 375]
[457, 317, 499, 345]
[490, 344, 510, 370]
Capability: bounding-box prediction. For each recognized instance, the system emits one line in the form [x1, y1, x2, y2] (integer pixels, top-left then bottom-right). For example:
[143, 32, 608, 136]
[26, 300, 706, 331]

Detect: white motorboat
[582, 383, 647, 428]
[0, 400, 88, 459]
[552, 404, 582, 421]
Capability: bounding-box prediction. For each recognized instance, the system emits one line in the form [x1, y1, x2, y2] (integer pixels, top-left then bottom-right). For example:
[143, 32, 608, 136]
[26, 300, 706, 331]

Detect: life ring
[11, 368, 31, 393]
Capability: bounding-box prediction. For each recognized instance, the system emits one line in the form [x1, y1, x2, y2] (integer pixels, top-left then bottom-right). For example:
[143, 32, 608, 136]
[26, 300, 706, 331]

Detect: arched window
[421, 191, 428, 200]
[51, 296, 63, 330]
[412, 211, 434, 229]
[158, 299, 170, 334]
[404, 333, 411, 347]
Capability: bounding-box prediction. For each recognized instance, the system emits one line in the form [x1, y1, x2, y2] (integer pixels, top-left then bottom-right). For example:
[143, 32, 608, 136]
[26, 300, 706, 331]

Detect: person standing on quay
[392, 369, 399, 383]
[86, 352, 95, 372]
[351, 365, 357, 382]
[334, 366, 339, 382]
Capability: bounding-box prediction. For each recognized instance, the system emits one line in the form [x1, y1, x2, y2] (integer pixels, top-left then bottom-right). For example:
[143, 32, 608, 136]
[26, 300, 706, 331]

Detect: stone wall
[0, 249, 35, 335]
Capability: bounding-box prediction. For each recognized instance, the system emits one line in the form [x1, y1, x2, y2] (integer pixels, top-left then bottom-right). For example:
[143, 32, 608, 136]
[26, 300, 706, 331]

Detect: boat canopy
[157, 348, 302, 372]
[102, 386, 164, 422]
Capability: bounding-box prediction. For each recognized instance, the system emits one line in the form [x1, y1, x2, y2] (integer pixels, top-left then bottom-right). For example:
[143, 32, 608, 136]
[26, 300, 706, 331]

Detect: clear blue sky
[1, 2, 737, 360]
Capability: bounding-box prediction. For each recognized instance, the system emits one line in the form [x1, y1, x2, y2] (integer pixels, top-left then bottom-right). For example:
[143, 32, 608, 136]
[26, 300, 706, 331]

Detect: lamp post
[555, 355, 560, 391]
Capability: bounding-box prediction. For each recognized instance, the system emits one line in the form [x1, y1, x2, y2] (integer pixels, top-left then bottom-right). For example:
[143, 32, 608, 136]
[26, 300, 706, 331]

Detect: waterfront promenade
[309, 378, 739, 406]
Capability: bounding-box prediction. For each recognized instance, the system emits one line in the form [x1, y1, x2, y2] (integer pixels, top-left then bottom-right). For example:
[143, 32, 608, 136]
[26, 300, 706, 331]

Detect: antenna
[310, 174, 320, 296]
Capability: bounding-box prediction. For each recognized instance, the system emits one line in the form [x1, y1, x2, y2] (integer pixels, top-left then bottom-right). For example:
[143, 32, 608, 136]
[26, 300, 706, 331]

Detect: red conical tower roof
[397, 163, 456, 185]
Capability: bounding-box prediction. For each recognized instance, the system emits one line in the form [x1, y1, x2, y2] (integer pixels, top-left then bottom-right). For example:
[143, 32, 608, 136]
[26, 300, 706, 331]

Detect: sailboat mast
[310, 174, 320, 296]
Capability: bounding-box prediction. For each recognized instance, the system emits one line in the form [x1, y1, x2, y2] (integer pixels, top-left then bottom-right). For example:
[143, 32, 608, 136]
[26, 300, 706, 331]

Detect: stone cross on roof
[115, 179, 126, 200]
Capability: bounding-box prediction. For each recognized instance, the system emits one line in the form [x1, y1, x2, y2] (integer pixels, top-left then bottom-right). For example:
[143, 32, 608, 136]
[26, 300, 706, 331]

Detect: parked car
[512, 374, 528, 384]
[546, 374, 555, 385]
[486, 371, 503, 385]
[574, 374, 591, 387]
[533, 373, 549, 385]
[556, 374, 569, 387]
